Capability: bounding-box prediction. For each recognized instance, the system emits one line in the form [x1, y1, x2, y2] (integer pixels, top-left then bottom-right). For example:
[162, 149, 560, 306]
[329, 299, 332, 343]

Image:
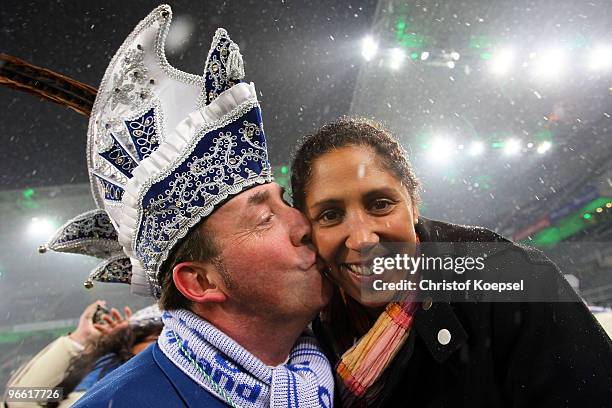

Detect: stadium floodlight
[390, 48, 405, 70]
[534, 48, 566, 79]
[589, 46, 612, 71]
[469, 141, 485, 156]
[28, 217, 55, 237]
[428, 137, 455, 164]
[537, 141, 552, 154]
[362, 36, 378, 61]
[503, 139, 521, 155]
[490, 48, 515, 75]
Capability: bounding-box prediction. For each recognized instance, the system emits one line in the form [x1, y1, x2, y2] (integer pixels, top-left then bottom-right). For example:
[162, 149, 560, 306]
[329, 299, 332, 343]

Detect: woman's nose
[345, 218, 379, 254]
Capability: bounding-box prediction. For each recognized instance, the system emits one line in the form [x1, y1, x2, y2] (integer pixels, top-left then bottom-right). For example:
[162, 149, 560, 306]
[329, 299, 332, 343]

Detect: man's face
[206, 183, 332, 320]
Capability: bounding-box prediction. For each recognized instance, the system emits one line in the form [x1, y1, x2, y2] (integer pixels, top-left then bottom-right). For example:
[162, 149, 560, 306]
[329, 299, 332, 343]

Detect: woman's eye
[318, 209, 341, 224]
[370, 199, 395, 213]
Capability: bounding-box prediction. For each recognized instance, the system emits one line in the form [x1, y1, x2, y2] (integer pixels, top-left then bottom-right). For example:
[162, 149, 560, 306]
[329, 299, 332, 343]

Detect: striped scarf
[335, 301, 418, 406]
[158, 309, 335, 408]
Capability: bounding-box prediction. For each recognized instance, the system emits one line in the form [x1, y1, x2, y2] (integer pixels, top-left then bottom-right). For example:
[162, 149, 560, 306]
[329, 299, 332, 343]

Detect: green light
[20, 188, 40, 210]
[399, 33, 427, 49]
[473, 175, 492, 190]
[280, 166, 288, 175]
[410, 52, 418, 60]
[396, 19, 406, 32]
[491, 141, 503, 149]
[23, 188, 35, 199]
[534, 129, 553, 142]
[480, 52, 492, 60]
[527, 198, 612, 246]
[469, 36, 494, 49]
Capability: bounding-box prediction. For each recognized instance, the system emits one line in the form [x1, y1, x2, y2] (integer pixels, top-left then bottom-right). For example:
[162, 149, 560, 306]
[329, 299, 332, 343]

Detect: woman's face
[303, 145, 419, 306]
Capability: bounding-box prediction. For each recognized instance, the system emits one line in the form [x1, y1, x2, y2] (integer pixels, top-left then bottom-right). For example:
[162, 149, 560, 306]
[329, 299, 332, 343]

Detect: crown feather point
[42, 209, 122, 258]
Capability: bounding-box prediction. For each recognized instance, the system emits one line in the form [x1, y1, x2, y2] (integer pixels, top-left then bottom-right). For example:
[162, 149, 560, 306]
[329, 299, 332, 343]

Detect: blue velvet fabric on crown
[134, 103, 271, 288]
[202, 29, 244, 106]
[43, 5, 271, 297]
[44, 209, 122, 258]
[125, 107, 160, 160]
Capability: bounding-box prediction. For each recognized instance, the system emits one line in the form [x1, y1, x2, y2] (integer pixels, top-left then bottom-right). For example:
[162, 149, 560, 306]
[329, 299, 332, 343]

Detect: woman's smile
[304, 145, 419, 305]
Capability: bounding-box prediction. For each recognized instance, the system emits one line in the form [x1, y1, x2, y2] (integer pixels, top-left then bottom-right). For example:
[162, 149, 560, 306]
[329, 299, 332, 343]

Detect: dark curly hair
[290, 116, 420, 210]
[290, 117, 422, 355]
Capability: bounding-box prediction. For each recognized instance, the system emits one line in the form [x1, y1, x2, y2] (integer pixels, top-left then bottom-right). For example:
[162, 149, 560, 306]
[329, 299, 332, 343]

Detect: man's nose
[288, 206, 312, 247]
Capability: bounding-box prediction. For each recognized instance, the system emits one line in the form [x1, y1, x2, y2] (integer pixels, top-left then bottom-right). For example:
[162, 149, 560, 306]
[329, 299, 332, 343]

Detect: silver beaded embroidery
[90, 254, 133, 284]
[46, 209, 122, 258]
[195, 28, 243, 109]
[87, 5, 204, 209]
[129, 304, 162, 327]
[98, 133, 139, 178]
[132, 99, 273, 293]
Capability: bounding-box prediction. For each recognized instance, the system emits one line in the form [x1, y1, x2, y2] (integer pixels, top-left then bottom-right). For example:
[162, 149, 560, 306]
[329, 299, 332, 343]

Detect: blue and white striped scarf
[158, 309, 334, 408]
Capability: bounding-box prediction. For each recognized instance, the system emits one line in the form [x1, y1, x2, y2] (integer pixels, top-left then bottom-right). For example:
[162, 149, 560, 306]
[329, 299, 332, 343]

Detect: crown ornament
[129, 304, 163, 328]
[42, 5, 272, 297]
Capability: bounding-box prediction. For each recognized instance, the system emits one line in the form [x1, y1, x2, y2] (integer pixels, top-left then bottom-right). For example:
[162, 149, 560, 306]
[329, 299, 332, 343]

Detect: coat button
[437, 329, 451, 345]
[422, 296, 433, 310]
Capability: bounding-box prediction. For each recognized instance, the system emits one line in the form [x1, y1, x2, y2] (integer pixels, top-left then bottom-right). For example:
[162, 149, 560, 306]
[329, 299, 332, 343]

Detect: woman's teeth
[342, 263, 374, 276]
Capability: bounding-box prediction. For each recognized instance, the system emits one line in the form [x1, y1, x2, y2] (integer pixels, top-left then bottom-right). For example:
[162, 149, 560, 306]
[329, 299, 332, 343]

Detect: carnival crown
[129, 304, 163, 328]
[42, 5, 272, 297]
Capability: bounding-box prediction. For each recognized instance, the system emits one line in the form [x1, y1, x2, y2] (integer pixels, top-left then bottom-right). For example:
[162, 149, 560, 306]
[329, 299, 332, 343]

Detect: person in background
[4, 301, 162, 408]
[290, 117, 612, 407]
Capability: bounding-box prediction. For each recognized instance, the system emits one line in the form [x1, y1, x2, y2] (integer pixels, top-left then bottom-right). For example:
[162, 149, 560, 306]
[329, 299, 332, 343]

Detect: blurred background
[1, 0, 611, 391]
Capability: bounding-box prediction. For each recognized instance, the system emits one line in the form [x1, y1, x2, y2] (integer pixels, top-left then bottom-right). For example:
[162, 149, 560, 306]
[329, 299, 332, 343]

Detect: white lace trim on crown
[119, 82, 258, 296]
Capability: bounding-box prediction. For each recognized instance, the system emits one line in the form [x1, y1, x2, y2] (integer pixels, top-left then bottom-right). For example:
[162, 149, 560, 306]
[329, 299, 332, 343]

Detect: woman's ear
[413, 205, 419, 224]
[172, 261, 227, 304]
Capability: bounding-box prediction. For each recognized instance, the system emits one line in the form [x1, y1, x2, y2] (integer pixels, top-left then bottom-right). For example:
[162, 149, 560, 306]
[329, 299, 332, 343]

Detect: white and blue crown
[129, 304, 163, 328]
[42, 5, 272, 297]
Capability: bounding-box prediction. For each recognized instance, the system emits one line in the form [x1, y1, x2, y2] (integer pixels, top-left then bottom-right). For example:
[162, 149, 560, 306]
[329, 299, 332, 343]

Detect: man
[74, 184, 333, 408]
[42, 5, 333, 407]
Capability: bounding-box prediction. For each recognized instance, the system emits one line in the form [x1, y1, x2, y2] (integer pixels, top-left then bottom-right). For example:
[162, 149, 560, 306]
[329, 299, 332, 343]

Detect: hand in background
[69, 300, 107, 347]
[94, 306, 133, 336]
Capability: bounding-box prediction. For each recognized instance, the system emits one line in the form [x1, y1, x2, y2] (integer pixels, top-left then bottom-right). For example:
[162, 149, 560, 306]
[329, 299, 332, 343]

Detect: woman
[290, 117, 612, 407]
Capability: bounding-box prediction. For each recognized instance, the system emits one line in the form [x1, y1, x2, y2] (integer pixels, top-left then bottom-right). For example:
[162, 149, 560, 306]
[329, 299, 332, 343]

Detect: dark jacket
[315, 217, 612, 408]
[72, 342, 228, 407]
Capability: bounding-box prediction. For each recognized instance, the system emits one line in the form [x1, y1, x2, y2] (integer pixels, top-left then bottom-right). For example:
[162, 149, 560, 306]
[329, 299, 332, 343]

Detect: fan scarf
[158, 309, 334, 408]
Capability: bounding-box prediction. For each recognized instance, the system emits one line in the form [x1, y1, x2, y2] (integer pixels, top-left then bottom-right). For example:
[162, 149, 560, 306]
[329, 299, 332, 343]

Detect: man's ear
[172, 261, 227, 304]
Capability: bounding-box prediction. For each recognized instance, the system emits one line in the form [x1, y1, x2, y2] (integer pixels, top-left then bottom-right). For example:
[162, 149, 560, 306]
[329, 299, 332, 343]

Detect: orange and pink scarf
[335, 300, 418, 406]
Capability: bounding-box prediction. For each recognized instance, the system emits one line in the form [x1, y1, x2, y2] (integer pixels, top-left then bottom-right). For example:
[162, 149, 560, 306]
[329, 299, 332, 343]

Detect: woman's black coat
[315, 217, 612, 407]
